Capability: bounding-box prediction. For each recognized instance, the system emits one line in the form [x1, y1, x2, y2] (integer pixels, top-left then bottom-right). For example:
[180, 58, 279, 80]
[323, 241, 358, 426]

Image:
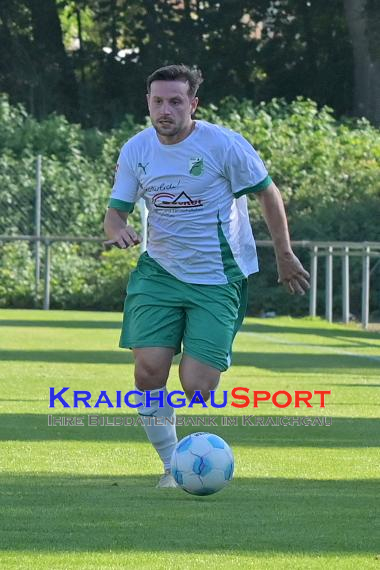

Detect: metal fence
[307, 242, 380, 328]
[0, 234, 379, 328]
[0, 155, 64, 237]
[1, 156, 379, 325]
[0, 155, 113, 238]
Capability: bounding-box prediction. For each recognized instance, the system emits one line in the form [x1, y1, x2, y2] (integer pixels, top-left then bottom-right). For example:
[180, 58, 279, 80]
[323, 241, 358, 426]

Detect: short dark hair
[146, 64, 203, 98]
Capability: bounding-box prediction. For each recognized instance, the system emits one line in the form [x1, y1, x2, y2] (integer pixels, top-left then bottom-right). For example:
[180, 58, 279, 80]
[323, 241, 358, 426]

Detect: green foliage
[0, 94, 104, 160]
[100, 115, 144, 172]
[48, 243, 140, 311]
[200, 98, 380, 242]
[0, 95, 110, 236]
[0, 240, 140, 311]
[48, 243, 97, 309]
[92, 245, 140, 310]
[202, 98, 380, 316]
[0, 242, 35, 307]
[0, 97, 379, 316]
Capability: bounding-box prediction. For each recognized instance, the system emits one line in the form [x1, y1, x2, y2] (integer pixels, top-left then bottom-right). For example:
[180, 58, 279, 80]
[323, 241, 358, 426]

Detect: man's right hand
[104, 225, 141, 249]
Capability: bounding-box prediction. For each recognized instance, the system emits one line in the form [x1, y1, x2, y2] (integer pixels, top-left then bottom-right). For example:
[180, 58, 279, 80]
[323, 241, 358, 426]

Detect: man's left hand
[276, 251, 310, 295]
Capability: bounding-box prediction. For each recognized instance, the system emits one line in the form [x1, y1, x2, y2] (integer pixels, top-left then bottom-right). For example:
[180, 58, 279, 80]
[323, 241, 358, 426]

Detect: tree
[253, 0, 353, 118]
[1, 0, 373, 126]
[343, 0, 380, 125]
[0, 0, 78, 119]
[27, 0, 78, 119]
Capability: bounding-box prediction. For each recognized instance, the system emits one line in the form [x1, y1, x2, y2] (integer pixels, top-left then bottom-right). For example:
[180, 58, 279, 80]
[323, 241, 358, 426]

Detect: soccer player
[104, 64, 310, 487]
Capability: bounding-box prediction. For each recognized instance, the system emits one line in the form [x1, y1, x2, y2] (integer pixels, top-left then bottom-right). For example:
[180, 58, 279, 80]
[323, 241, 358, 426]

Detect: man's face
[147, 80, 198, 140]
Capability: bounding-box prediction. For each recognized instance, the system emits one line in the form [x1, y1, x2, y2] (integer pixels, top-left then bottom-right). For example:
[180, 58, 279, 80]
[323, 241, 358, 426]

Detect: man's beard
[152, 119, 181, 137]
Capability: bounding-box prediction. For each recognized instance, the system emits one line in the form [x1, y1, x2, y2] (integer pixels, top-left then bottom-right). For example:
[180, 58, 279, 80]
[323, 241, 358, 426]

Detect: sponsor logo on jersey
[143, 180, 181, 193]
[137, 162, 149, 174]
[189, 157, 204, 176]
[153, 191, 203, 209]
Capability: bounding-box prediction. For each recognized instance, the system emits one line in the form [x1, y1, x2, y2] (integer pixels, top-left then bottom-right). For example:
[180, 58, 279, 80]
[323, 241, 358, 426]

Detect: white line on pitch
[239, 331, 380, 363]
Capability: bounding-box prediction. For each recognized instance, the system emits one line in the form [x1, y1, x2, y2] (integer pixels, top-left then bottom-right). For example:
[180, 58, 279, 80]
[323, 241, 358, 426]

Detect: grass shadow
[0, 349, 134, 364]
[0, 414, 378, 448]
[0, 319, 121, 330]
[1, 349, 379, 371]
[0, 472, 377, 555]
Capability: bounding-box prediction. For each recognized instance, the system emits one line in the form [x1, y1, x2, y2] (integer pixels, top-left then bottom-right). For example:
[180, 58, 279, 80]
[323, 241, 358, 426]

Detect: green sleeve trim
[234, 175, 272, 198]
[108, 198, 135, 213]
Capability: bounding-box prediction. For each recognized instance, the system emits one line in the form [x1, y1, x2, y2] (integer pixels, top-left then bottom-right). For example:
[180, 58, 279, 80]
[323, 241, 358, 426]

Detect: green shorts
[119, 252, 248, 371]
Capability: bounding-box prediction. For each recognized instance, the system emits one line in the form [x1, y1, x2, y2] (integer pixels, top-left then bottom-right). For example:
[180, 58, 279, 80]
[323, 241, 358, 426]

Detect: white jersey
[109, 120, 271, 284]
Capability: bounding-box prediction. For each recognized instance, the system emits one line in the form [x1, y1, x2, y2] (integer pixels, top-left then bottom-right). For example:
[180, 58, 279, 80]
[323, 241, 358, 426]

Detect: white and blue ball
[171, 432, 234, 496]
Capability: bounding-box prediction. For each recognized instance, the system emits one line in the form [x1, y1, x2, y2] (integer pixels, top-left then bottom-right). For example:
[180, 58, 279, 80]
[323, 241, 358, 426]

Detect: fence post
[325, 246, 333, 322]
[309, 246, 318, 317]
[361, 246, 370, 329]
[35, 155, 42, 299]
[43, 240, 51, 310]
[342, 246, 350, 324]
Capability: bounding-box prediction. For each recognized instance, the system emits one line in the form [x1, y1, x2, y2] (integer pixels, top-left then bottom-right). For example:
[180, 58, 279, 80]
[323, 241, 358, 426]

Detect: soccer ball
[170, 432, 234, 496]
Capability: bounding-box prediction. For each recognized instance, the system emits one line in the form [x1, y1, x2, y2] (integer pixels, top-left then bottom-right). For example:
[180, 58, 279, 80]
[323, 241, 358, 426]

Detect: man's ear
[191, 97, 199, 116]
[146, 93, 150, 110]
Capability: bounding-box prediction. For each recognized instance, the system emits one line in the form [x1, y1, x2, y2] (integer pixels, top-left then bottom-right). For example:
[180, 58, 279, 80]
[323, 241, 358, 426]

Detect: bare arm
[255, 182, 310, 295]
[103, 208, 141, 249]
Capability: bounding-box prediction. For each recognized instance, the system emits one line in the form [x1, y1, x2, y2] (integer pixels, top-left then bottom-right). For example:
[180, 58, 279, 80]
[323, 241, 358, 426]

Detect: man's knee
[135, 363, 166, 391]
[184, 388, 213, 402]
[179, 354, 220, 402]
[134, 348, 174, 391]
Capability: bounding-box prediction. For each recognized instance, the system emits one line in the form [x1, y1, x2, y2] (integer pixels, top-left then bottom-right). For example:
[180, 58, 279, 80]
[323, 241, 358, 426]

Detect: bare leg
[134, 347, 174, 391]
[179, 354, 221, 402]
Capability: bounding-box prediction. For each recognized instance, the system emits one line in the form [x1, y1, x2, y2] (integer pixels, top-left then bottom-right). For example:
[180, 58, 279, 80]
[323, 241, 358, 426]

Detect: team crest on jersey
[189, 157, 204, 176]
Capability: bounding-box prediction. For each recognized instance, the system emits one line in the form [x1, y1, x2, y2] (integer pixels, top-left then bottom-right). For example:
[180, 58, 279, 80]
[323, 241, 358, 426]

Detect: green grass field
[0, 309, 379, 569]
